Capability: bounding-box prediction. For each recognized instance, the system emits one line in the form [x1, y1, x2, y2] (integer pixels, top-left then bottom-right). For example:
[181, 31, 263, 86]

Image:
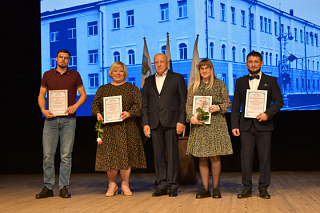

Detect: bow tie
[249, 75, 260, 80]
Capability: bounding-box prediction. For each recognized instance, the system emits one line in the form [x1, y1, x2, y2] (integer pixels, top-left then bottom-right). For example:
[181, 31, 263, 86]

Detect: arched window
[179, 43, 187, 60]
[313, 60, 315, 71]
[276, 54, 278, 66]
[221, 44, 226, 60]
[161, 45, 166, 54]
[269, 53, 272, 66]
[242, 48, 246, 62]
[209, 42, 214, 59]
[128, 49, 135, 65]
[317, 61, 319, 71]
[261, 51, 264, 62]
[265, 52, 268, 65]
[232, 46, 236, 62]
[113, 51, 120, 62]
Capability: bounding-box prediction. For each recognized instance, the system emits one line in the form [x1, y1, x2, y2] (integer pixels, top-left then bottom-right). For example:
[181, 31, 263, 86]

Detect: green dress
[186, 80, 233, 157]
[92, 82, 147, 172]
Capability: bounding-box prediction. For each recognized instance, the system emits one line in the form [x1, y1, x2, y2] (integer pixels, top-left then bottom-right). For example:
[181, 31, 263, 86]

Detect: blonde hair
[192, 59, 217, 95]
[108, 61, 129, 79]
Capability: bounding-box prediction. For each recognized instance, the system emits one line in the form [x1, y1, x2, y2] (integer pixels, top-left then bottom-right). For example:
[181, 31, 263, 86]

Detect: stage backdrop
[0, 0, 319, 174]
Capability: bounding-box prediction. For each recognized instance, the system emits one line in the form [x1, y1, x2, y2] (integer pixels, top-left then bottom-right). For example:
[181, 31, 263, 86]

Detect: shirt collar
[155, 69, 168, 77]
[55, 67, 70, 75]
[249, 71, 262, 77]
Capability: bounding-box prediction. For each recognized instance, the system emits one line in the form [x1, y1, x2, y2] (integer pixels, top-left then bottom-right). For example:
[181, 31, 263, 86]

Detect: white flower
[97, 138, 103, 144]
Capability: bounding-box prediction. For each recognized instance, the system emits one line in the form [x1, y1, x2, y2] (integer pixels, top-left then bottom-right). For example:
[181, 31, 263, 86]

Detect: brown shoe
[237, 189, 252, 198]
[212, 188, 222, 199]
[35, 186, 53, 199]
[259, 189, 271, 199]
[59, 186, 71, 198]
[196, 188, 211, 199]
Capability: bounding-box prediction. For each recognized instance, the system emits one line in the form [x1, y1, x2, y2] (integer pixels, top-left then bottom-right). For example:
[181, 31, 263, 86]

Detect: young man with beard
[36, 49, 87, 199]
[231, 51, 283, 199]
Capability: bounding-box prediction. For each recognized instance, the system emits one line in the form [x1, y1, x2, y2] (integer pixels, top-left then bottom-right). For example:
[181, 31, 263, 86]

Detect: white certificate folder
[244, 90, 267, 118]
[103, 95, 122, 123]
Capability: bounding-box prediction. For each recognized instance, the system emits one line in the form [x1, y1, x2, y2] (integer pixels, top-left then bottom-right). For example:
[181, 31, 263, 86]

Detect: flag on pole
[141, 37, 153, 89]
[188, 34, 199, 89]
[166, 32, 173, 72]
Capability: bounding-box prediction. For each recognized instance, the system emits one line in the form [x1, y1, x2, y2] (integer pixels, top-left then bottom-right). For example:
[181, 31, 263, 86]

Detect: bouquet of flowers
[95, 120, 104, 144]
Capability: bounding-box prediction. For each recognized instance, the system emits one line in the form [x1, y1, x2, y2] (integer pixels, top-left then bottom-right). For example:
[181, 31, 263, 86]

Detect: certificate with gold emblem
[48, 90, 68, 116]
[244, 90, 267, 118]
[103, 95, 122, 123]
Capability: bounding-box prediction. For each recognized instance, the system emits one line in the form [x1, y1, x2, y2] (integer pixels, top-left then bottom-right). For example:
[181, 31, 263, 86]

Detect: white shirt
[249, 71, 262, 90]
[155, 70, 168, 94]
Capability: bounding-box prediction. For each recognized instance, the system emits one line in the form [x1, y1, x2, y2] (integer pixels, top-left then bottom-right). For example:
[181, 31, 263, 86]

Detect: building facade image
[41, 0, 320, 115]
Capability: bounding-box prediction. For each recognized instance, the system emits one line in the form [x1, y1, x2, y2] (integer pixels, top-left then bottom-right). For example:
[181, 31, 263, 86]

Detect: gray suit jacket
[141, 71, 187, 129]
[231, 73, 283, 132]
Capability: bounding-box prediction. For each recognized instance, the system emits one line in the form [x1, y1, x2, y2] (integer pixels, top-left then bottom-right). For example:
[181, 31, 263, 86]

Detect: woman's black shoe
[196, 188, 211, 199]
[212, 188, 222, 199]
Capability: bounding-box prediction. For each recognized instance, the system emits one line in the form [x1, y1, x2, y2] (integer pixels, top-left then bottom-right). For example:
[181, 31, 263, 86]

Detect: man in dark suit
[142, 53, 187, 197]
[231, 51, 283, 199]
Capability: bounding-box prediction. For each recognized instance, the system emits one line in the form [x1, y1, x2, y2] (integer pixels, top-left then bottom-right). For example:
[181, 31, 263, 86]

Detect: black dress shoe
[60, 186, 71, 198]
[196, 188, 211, 199]
[259, 189, 271, 199]
[212, 188, 222, 199]
[237, 189, 252, 198]
[35, 186, 53, 199]
[168, 189, 178, 197]
[152, 188, 167, 197]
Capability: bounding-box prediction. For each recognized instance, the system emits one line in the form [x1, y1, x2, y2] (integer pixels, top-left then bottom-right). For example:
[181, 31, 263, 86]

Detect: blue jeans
[42, 117, 76, 190]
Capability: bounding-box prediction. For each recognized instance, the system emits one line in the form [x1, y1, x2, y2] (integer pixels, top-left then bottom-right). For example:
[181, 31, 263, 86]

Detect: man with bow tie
[231, 51, 283, 199]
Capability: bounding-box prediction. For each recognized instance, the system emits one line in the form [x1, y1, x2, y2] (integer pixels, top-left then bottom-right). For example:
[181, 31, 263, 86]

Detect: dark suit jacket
[231, 73, 283, 132]
[141, 71, 187, 129]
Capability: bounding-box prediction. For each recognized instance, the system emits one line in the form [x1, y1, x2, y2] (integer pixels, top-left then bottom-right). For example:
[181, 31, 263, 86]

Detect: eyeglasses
[199, 67, 211, 72]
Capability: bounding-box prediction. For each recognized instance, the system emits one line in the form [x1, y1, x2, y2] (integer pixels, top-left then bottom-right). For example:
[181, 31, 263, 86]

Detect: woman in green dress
[186, 59, 233, 199]
[92, 61, 146, 197]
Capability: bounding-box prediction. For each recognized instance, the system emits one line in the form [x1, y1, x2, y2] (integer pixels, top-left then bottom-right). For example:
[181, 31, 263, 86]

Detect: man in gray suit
[231, 51, 283, 199]
[142, 53, 187, 197]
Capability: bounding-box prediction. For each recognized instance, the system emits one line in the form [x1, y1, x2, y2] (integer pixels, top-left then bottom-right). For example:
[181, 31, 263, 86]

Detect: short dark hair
[247, 51, 262, 61]
[57, 49, 71, 57]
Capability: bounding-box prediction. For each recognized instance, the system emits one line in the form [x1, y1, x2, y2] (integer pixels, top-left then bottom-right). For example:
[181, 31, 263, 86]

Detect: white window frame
[50, 31, 59, 42]
[220, 3, 225, 21]
[179, 43, 187, 60]
[160, 3, 169, 21]
[241, 10, 245, 27]
[88, 21, 98, 36]
[88, 50, 98, 64]
[231, 7, 235, 24]
[69, 56, 77, 67]
[50, 58, 56, 68]
[178, 0, 187, 18]
[127, 10, 134, 27]
[128, 49, 135, 65]
[88, 73, 99, 88]
[112, 13, 120, 29]
[208, 0, 213, 17]
[68, 28, 76, 39]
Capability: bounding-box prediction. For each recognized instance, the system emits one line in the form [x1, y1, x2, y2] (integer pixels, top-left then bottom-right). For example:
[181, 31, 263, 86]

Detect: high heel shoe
[121, 187, 133, 196]
[106, 186, 118, 197]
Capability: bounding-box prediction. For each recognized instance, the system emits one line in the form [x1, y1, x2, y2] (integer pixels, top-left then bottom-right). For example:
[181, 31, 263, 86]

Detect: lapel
[244, 75, 250, 90]
[150, 75, 159, 95]
[258, 73, 267, 90]
[160, 71, 171, 95]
